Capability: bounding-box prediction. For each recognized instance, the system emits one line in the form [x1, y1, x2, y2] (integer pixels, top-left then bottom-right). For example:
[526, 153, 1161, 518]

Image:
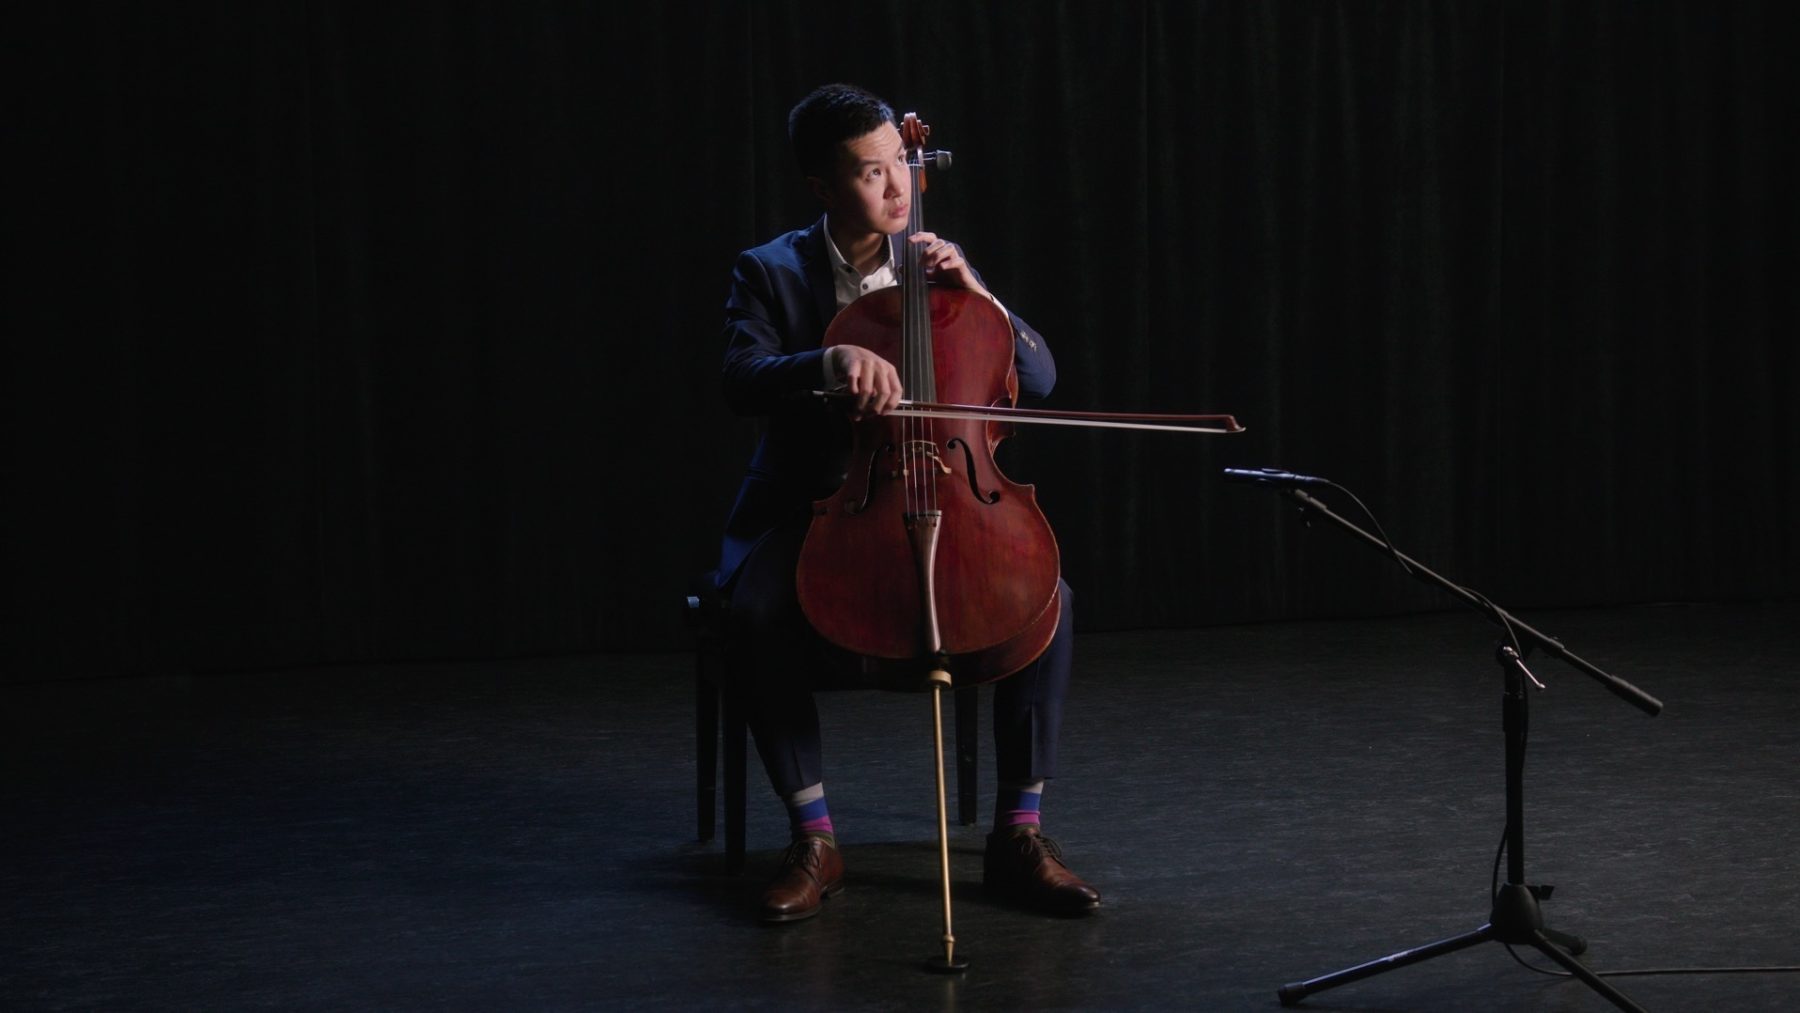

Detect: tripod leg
[1278, 925, 1493, 1007]
[1527, 931, 1644, 1013]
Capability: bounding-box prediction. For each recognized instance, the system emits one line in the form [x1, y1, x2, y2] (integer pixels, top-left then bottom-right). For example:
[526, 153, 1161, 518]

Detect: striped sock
[783, 783, 834, 838]
[994, 780, 1044, 830]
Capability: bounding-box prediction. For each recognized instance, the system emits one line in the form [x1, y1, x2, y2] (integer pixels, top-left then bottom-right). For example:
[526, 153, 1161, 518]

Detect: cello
[793, 113, 1242, 970]
[795, 112, 1061, 691]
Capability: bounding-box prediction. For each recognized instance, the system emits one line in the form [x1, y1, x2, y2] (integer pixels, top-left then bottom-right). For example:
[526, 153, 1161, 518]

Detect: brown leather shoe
[984, 825, 1101, 916]
[760, 834, 845, 923]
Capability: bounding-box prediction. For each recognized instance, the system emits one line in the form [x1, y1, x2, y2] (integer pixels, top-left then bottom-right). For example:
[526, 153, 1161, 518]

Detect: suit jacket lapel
[800, 218, 838, 345]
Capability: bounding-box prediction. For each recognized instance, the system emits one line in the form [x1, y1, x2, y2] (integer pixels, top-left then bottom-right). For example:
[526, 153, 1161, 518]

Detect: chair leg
[723, 688, 748, 876]
[954, 684, 979, 826]
[696, 660, 719, 842]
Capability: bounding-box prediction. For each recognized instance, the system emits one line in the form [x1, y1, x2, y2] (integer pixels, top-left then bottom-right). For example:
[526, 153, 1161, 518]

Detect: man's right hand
[825, 345, 903, 419]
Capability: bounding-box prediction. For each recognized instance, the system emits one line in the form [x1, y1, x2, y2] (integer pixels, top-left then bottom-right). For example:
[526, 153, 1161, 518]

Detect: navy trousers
[724, 520, 1074, 797]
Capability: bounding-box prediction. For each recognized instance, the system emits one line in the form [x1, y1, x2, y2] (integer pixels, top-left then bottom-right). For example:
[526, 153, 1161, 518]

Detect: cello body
[795, 280, 1062, 685]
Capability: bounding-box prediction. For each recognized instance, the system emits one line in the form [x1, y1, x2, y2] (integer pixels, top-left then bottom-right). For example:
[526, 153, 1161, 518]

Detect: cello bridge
[893, 440, 953, 479]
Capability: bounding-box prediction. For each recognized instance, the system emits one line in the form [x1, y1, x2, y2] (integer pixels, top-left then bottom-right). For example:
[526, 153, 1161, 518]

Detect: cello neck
[900, 112, 938, 403]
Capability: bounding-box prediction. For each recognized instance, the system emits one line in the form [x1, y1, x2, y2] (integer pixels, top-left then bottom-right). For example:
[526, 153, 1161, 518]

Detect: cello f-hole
[945, 437, 1001, 504]
[842, 442, 894, 516]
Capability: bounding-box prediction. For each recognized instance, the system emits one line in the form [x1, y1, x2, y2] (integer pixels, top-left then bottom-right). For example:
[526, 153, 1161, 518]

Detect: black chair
[686, 581, 981, 874]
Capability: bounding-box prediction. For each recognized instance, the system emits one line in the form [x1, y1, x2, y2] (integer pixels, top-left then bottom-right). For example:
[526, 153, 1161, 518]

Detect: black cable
[1490, 781, 1800, 979]
[1316, 479, 1527, 664]
[1504, 944, 1800, 980]
[1459, 583, 1527, 669]
[1320, 480, 1413, 578]
[1489, 728, 1799, 980]
[1490, 823, 1508, 902]
[1444, 544, 1800, 983]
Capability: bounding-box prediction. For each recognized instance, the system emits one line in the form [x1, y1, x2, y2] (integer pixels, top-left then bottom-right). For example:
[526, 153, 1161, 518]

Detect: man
[716, 83, 1097, 923]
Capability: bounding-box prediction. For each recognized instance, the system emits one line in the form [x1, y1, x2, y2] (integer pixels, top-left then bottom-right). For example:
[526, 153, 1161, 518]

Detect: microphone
[1221, 467, 1333, 488]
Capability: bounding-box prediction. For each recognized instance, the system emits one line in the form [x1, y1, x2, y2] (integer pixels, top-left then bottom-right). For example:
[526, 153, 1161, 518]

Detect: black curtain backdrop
[9, 2, 1794, 682]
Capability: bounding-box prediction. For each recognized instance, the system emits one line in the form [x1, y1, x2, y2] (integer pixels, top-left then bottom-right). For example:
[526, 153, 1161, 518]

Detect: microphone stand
[1254, 485, 1661, 1011]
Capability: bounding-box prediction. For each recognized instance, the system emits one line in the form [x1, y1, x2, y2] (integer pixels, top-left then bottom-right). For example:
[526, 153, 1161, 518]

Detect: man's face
[814, 122, 911, 236]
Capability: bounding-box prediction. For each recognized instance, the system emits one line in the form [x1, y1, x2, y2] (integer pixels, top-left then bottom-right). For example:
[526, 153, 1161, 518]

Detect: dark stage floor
[5, 602, 1798, 1010]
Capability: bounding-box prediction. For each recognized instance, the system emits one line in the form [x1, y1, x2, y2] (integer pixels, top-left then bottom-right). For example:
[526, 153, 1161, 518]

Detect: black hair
[787, 83, 897, 179]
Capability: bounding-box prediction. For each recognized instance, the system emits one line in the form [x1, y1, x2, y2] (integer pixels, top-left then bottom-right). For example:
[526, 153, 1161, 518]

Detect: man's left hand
[910, 232, 991, 299]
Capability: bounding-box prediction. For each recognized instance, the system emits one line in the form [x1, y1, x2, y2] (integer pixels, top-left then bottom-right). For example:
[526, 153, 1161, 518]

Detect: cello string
[913, 153, 938, 519]
[906, 148, 923, 521]
[907, 157, 921, 521]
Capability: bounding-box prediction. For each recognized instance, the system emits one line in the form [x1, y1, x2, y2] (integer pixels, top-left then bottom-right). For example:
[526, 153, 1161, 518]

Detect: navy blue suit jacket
[716, 217, 1056, 587]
